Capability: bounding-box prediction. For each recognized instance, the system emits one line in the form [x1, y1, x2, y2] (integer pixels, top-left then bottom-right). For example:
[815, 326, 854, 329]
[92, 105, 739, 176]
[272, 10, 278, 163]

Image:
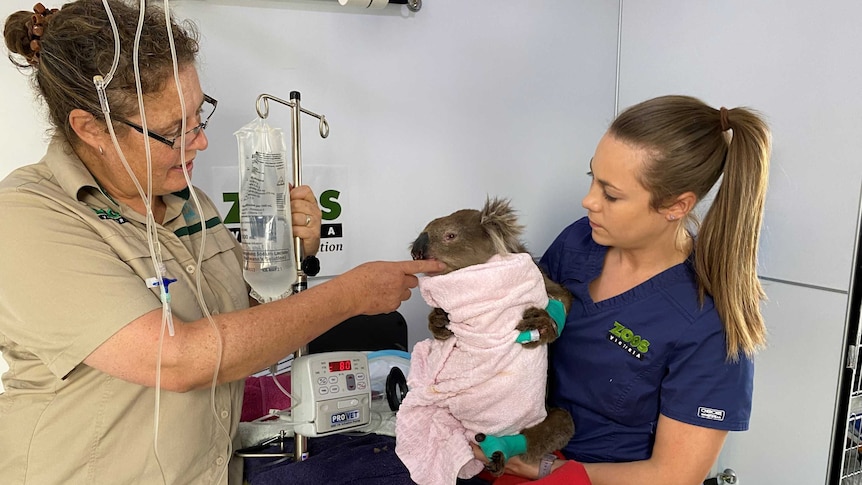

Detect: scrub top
[0, 137, 250, 484]
[539, 217, 753, 463]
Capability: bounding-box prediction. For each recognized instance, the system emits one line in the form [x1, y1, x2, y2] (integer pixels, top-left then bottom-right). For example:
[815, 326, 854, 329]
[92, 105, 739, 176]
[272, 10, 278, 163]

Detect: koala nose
[411, 232, 430, 260]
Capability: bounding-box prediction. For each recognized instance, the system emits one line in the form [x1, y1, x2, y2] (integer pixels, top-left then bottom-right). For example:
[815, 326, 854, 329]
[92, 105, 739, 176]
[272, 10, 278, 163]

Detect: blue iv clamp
[146, 275, 178, 302]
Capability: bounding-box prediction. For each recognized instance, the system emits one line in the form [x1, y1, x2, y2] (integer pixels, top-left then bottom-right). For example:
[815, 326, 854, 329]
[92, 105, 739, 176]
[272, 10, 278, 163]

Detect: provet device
[290, 351, 371, 437]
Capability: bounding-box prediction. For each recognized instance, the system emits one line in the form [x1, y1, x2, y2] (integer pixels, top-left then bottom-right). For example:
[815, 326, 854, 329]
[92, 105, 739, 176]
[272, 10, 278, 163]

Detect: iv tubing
[94, 0, 230, 482]
[93, 2, 170, 481]
[130, 4, 174, 482]
[161, 1, 233, 480]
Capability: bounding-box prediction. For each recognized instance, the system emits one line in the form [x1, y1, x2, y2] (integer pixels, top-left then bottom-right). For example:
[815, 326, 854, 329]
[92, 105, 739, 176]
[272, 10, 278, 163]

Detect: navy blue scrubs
[540, 217, 754, 463]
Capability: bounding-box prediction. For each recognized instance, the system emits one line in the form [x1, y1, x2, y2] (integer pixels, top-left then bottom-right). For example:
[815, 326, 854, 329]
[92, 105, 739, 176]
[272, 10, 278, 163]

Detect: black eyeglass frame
[115, 94, 217, 149]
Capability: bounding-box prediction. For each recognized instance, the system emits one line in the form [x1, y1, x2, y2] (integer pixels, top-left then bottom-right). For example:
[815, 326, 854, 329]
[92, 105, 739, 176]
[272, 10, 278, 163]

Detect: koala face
[411, 209, 498, 275]
[411, 198, 526, 275]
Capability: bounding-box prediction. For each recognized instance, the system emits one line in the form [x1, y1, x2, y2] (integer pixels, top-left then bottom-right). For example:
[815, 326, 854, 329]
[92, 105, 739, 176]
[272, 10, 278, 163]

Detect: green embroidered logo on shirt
[608, 321, 650, 359]
[92, 208, 128, 224]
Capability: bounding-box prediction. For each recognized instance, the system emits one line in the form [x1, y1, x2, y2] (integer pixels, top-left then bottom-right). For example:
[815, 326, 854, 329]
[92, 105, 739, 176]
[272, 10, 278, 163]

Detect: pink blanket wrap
[395, 253, 550, 485]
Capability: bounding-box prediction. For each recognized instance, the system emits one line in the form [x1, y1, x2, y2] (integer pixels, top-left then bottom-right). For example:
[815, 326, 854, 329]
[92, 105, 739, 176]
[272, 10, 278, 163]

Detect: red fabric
[531, 461, 590, 484]
[478, 453, 592, 485]
[240, 374, 292, 422]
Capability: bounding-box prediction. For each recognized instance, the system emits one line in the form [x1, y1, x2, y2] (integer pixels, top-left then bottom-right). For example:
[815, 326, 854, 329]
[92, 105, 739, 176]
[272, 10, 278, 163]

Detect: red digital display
[329, 360, 352, 372]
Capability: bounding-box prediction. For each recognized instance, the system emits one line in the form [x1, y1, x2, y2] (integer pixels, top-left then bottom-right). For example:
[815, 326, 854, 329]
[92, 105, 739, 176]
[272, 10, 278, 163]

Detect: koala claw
[486, 451, 506, 476]
[515, 307, 558, 346]
[475, 431, 505, 475]
[428, 307, 453, 340]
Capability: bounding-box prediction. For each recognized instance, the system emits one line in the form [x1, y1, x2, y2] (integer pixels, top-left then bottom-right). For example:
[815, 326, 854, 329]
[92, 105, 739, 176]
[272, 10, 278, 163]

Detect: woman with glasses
[0, 1, 443, 484]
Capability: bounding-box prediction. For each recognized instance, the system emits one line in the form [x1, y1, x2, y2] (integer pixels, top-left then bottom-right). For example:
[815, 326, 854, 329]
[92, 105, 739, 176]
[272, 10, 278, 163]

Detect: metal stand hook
[255, 94, 330, 139]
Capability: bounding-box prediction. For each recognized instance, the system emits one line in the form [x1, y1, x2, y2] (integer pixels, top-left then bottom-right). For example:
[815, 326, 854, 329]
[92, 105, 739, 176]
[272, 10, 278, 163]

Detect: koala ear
[480, 197, 526, 254]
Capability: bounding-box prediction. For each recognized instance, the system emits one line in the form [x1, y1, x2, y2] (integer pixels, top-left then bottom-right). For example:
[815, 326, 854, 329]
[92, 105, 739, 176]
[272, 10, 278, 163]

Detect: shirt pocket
[193, 225, 248, 312]
[603, 356, 665, 426]
[111, 232, 178, 280]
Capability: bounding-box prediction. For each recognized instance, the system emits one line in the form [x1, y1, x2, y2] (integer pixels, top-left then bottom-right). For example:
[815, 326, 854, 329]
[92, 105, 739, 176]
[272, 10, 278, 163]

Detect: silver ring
[305, 214, 312, 227]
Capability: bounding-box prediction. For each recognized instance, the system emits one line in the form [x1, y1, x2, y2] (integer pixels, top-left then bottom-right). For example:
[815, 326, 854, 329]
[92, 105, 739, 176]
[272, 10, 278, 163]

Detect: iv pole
[254, 91, 329, 461]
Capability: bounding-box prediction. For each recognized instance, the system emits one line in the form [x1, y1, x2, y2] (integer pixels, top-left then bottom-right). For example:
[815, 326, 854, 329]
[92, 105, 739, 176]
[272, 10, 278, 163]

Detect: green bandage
[515, 329, 541, 344]
[515, 299, 568, 343]
[546, 299, 566, 337]
[478, 433, 528, 462]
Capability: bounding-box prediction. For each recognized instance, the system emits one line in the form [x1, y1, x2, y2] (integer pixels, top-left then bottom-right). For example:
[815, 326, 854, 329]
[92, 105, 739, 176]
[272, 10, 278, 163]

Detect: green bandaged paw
[478, 433, 527, 461]
[546, 299, 566, 336]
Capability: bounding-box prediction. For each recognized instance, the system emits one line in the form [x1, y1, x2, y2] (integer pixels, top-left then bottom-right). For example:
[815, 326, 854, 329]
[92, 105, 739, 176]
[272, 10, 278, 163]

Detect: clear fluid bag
[235, 117, 298, 303]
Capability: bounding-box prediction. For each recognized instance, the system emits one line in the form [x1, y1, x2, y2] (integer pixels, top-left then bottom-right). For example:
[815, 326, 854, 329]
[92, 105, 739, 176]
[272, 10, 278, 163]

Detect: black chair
[308, 311, 409, 353]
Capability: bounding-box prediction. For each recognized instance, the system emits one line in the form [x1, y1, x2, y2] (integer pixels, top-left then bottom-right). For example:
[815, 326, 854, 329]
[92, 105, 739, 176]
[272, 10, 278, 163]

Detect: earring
[667, 214, 677, 221]
[98, 146, 104, 155]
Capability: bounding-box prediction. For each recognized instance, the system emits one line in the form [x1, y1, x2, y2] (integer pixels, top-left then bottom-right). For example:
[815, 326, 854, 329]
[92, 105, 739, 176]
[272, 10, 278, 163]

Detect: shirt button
[221, 409, 229, 419]
[216, 456, 225, 466]
[185, 264, 196, 273]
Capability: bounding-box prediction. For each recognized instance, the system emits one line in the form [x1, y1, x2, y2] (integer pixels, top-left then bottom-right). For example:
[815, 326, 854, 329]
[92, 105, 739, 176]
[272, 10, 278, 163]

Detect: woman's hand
[290, 184, 322, 257]
[335, 260, 445, 316]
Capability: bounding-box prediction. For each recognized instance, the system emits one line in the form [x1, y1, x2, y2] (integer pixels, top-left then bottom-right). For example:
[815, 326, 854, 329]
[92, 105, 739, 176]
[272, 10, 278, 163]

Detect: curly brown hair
[4, 0, 199, 145]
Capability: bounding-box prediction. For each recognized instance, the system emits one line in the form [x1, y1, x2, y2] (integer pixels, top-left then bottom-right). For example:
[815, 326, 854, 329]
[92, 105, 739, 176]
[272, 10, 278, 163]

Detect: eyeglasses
[116, 94, 217, 149]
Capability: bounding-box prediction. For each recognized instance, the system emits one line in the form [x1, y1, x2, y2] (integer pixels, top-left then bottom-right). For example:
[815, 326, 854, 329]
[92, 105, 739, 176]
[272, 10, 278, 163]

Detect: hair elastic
[25, 3, 58, 61]
[719, 106, 730, 131]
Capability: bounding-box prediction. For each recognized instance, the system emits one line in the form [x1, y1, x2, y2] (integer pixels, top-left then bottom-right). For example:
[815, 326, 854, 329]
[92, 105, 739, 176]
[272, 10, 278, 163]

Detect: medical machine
[290, 351, 372, 437]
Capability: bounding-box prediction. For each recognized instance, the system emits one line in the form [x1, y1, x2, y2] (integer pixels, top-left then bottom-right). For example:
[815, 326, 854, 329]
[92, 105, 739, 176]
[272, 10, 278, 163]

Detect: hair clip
[25, 3, 58, 58]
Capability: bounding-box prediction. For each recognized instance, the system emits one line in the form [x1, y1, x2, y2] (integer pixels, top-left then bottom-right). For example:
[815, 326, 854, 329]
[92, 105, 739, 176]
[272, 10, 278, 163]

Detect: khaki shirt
[0, 138, 250, 484]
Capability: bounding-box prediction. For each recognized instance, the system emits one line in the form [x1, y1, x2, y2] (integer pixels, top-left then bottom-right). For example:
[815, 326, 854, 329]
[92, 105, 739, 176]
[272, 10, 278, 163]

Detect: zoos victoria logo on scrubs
[608, 321, 650, 360]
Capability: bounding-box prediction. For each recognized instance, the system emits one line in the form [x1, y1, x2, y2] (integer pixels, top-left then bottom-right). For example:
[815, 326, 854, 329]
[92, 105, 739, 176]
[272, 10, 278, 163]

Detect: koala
[406, 197, 575, 477]
[411, 197, 574, 346]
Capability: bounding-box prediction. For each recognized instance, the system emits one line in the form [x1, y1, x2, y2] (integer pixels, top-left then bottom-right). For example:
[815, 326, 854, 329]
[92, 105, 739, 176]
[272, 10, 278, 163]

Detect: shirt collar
[43, 135, 190, 224]
[42, 135, 106, 204]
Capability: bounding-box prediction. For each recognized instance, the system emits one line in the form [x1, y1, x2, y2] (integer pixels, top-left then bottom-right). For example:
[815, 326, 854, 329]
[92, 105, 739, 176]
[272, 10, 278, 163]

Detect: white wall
[617, 1, 862, 483]
[0, 0, 620, 388]
[0, 42, 49, 178]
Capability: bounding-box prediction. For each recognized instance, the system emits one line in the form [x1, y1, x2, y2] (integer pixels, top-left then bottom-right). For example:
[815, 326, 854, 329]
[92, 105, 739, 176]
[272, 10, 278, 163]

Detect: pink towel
[396, 253, 550, 485]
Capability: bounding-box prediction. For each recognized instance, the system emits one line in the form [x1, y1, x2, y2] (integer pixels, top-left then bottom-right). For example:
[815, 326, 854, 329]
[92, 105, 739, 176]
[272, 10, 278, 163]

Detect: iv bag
[235, 118, 298, 303]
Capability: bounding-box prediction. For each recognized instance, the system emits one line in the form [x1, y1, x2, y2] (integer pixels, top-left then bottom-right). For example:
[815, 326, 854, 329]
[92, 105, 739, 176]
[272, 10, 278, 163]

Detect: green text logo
[608, 321, 650, 359]
[222, 190, 341, 223]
